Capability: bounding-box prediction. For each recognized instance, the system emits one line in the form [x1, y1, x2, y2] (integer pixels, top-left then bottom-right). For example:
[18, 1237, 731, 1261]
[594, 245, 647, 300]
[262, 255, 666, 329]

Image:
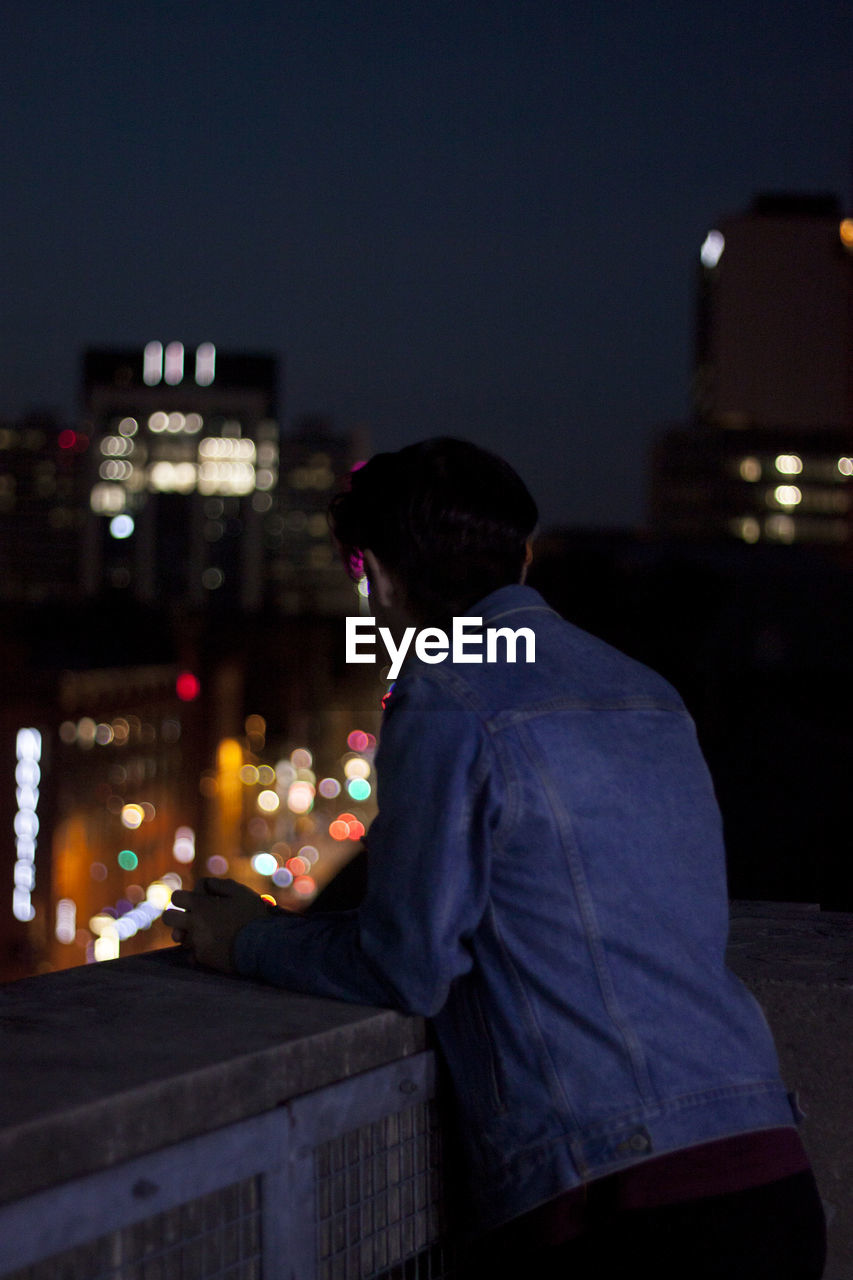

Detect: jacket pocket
[454, 979, 508, 1117]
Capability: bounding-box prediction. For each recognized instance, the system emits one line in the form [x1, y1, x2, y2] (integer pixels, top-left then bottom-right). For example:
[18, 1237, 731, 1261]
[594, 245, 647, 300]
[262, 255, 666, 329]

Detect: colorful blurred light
[173, 827, 196, 864]
[287, 780, 315, 813]
[176, 672, 201, 702]
[121, 804, 144, 830]
[252, 852, 278, 876]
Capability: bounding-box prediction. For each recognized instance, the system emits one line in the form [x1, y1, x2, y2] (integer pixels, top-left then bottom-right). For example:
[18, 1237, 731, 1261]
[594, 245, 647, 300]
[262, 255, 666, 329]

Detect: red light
[176, 672, 201, 702]
[58, 430, 76, 450]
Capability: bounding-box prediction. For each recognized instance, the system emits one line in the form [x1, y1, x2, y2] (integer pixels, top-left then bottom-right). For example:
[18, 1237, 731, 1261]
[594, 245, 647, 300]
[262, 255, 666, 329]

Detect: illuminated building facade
[651, 194, 853, 545]
[0, 414, 90, 602]
[82, 344, 280, 608]
[265, 418, 366, 616]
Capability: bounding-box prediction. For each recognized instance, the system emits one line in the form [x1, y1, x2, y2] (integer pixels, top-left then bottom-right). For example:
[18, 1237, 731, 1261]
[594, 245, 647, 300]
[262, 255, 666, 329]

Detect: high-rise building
[0, 414, 90, 603]
[82, 344, 280, 609]
[266, 417, 368, 616]
[651, 194, 853, 545]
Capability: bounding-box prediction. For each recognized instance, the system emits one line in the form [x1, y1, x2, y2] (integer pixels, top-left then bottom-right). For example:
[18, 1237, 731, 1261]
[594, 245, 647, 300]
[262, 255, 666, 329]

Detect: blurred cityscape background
[2, 188, 853, 981]
[2, 2, 852, 983]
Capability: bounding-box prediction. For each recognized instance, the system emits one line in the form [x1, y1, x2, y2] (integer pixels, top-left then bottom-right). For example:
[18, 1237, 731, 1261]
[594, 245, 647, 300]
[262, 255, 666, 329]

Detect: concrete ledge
[728, 902, 853, 1280]
[0, 946, 426, 1206]
[2, 911, 849, 1276]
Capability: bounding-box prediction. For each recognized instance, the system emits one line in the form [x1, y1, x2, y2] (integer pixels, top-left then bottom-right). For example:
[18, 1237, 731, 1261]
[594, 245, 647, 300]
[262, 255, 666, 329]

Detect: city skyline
[2, 0, 850, 527]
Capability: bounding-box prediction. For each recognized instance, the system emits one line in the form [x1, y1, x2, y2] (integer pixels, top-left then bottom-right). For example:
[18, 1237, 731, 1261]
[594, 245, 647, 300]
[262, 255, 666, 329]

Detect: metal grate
[6, 1176, 262, 1280]
[0, 1052, 455, 1280]
[315, 1099, 452, 1280]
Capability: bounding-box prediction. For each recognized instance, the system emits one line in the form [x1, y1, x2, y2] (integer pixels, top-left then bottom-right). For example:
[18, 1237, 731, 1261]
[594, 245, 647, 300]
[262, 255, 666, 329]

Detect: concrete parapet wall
[727, 903, 853, 1280]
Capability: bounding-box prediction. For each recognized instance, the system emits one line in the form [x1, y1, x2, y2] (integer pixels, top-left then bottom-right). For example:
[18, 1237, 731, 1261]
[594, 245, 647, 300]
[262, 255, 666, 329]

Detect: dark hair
[328, 437, 538, 624]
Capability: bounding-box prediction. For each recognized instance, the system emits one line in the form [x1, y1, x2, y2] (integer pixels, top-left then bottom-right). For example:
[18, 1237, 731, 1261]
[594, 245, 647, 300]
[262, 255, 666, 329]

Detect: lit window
[143, 341, 163, 386]
[164, 342, 184, 385]
[735, 517, 760, 543]
[739, 457, 761, 482]
[90, 483, 126, 514]
[775, 454, 802, 475]
[838, 457, 853, 477]
[765, 514, 796, 543]
[195, 343, 216, 386]
[773, 486, 802, 507]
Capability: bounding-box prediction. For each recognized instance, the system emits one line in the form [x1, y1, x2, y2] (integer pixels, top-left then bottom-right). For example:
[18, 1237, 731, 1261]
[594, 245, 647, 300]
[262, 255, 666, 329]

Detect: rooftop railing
[1, 903, 851, 1279]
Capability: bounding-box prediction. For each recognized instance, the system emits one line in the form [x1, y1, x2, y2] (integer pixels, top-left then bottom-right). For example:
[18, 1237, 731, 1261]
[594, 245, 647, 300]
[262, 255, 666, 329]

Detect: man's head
[328, 437, 538, 626]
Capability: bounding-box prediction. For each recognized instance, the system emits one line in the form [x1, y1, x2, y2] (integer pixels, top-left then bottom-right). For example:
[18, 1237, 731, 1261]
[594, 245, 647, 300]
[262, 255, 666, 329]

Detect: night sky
[2, 0, 850, 526]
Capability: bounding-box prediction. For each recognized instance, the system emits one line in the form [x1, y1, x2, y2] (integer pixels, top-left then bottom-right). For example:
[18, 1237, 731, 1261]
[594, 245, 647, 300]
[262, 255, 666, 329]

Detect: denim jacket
[234, 585, 797, 1231]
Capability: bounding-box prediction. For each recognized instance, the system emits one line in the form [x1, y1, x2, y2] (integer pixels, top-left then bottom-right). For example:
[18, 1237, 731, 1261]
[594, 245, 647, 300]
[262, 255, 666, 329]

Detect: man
[166, 438, 825, 1277]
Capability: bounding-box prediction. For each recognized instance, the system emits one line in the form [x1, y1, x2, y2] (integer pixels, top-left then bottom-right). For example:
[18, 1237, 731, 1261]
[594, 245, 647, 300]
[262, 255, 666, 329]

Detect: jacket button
[630, 1133, 650, 1152]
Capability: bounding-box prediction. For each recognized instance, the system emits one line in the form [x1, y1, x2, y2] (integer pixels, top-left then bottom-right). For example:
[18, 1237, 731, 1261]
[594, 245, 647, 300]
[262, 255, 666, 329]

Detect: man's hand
[163, 877, 275, 973]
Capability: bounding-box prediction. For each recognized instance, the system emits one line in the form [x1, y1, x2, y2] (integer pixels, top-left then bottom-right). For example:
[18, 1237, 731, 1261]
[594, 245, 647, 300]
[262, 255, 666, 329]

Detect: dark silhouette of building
[0, 413, 90, 603]
[651, 194, 853, 547]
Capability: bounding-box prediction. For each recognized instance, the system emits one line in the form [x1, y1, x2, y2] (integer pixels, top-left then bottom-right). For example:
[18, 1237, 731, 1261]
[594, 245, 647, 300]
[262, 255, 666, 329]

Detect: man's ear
[363, 549, 397, 609]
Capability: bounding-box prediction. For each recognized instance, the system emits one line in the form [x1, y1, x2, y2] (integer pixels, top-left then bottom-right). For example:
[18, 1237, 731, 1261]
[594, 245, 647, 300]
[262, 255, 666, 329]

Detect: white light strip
[164, 342, 185, 385]
[195, 342, 216, 386]
[13, 729, 41, 923]
[143, 341, 163, 386]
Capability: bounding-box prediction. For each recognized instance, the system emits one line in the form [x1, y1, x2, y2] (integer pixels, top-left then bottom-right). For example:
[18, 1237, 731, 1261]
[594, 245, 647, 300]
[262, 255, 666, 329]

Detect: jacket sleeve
[232, 675, 496, 1015]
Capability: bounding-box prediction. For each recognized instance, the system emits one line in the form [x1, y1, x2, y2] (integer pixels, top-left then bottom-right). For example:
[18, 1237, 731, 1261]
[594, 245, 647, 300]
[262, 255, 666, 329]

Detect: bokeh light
[176, 672, 201, 701]
[121, 803, 144, 830]
[287, 780, 315, 813]
[347, 778, 371, 801]
[252, 852, 278, 876]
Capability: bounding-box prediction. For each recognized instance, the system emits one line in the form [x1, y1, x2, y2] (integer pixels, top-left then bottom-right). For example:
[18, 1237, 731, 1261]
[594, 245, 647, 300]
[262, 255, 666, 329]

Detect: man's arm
[169, 677, 495, 1015]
